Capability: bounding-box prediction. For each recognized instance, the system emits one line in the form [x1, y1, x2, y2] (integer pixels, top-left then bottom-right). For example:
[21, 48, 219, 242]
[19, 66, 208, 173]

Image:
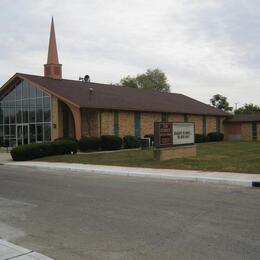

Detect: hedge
[78, 137, 101, 152]
[195, 134, 209, 143]
[207, 132, 224, 142]
[100, 135, 122, 150]
[123, 135, 141, 149]
[11, 140, 78, 161]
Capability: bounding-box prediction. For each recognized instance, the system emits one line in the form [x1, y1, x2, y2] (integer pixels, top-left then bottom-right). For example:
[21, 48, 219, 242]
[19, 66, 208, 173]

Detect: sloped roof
[225, 114, 260, 122]
[0, 73, 230, 116]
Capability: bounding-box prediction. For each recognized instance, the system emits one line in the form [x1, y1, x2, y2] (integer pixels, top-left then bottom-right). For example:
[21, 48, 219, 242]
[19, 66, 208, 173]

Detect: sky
[0, 0, 259, 108]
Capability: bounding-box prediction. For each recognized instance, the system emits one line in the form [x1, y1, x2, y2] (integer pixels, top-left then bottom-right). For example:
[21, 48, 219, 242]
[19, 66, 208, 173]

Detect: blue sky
[0, 0, 259, 108]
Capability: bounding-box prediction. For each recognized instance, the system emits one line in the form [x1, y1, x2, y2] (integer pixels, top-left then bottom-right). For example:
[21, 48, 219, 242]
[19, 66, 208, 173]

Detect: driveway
[0, 165, 259, 259]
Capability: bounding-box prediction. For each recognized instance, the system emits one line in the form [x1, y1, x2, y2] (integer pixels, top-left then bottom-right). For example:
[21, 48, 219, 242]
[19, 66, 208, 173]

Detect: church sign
[154, 122, 195, 148]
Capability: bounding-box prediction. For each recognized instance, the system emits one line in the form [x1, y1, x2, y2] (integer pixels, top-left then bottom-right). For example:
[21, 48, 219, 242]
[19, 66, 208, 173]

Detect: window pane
[36, 98, 43, 122]
[29, 84, 36, 98]
[29, 99, 36, 123]
[4, 102, 9, 124]
[44, 123, 51, 141]
[16, 100, 22, 123]
[43, 97, 51, 122]
[36, 88, 43, 98]
[10, 102, 15, 124]
[0, 126, 3, 145]
[29, 124, 36, 143]
[0, 102, 3, 124]
[10, 125, 15, 139]
[36, 124, 43, 142]
[16, 83, 22, 100]
[22, 100, 29, 123]
[22, 81, 29, 99]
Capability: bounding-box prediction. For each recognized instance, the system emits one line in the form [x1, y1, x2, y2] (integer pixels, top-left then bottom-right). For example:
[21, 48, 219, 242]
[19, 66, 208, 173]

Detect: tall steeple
[44, 17, 62, 79]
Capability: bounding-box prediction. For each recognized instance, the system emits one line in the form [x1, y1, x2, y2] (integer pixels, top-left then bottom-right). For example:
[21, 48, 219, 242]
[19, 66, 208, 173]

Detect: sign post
[154, 122, 196, 161]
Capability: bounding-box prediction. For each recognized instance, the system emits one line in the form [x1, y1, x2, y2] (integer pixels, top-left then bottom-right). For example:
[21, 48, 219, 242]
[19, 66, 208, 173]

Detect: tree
[235, 103, 260, 114]
[120, 69, 170, 93]
[210, 94, 233, 111]
[120, 76, 138, 89]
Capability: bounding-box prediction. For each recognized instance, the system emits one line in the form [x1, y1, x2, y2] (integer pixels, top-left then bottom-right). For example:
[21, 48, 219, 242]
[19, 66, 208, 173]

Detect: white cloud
[0, 0, 259, 108]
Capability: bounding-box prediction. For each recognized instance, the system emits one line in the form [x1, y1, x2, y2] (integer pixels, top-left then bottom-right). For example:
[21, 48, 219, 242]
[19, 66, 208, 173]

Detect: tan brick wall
[51, 95, 60, 140]
[100, 111, 114, 135]
[119, 111, 134, 137]
[168, 114, 184, 122]
[81, 109, 100, 137]
[206, 116, 217, 134]
[258, 123, 260, 141]
[241, 123, 252, 141]
[187, 115, 203, 134]
[154, 145, 196, 161]
[141, 112, 161, 137]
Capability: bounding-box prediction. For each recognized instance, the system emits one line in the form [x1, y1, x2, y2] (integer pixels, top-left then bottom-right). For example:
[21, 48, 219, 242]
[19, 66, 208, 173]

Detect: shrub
[207, 132, 224, 142]
[11, 140, 78, 161]
[78, 137, 101, 152]
[54, 137, 78, 142]
[123, 135, 141, 149]
[144, 134, 154, 144]
[195, 134, 209, 143]
[100, 135, 122, 150]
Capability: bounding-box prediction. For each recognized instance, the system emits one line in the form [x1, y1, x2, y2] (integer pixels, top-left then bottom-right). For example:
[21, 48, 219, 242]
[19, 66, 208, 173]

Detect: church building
[1, 18, 257, 147]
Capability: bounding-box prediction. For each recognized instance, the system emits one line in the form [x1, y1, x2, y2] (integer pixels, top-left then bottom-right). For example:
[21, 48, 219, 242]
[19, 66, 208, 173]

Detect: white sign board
[172, 123, 195, 145]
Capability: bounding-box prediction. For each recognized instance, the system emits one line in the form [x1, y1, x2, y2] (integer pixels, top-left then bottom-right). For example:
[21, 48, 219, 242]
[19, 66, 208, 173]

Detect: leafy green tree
[210, 94, 233, 111]
[120, 69, 170, 93]
[120, 76, 138, 89]
[235, 103, 260, 114]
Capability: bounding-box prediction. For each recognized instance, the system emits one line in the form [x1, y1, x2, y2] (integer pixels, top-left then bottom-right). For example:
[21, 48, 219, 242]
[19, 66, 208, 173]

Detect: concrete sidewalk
[5, 161, 260, 187]
[0, 239, 52, 259]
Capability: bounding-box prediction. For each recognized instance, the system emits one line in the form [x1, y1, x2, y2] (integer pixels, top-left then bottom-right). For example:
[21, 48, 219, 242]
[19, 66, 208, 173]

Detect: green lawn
[37, 141, 260, 174]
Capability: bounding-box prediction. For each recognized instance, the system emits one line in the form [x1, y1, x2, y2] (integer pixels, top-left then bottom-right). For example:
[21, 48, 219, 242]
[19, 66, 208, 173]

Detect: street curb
[4, 162, 260, 188]
[0, 239, 53, 259]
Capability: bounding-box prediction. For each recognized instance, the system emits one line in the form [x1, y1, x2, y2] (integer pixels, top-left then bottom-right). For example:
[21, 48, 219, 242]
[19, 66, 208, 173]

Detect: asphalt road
[0, 165, 259, 260]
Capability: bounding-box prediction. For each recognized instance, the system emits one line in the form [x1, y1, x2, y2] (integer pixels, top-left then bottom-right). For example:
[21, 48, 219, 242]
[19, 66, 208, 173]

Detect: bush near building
[78, 137, 101, 152]
[11, 140, 77, 161]
[207, 132, 224, 142]
[100, 135, 122, 150]
[123, 135, 141, 149]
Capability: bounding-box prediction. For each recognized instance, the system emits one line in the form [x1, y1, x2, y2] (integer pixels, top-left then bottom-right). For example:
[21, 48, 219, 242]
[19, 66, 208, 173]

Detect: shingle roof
[225, 114, 260, 122]
[1, 73, 230, 116]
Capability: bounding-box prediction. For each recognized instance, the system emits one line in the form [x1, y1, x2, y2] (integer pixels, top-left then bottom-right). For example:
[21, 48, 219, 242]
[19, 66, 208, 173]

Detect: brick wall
[119, 111, 135, 137]
[100, 111, 114, 136]
[81, 109, 100, 137]
[186, 115, 203, 134]
[241, 123, 252, 141]
[206, 116, 217, 133]
[168, 114, 184, 122]
[141, 112, 161, 137]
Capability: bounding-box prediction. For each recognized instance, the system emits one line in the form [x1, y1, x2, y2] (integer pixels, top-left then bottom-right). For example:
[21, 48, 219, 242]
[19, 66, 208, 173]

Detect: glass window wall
[0, 80, 52, 147]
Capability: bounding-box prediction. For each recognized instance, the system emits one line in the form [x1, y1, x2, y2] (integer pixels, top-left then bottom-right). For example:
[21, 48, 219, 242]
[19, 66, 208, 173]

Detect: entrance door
[16, 124, 29, 146]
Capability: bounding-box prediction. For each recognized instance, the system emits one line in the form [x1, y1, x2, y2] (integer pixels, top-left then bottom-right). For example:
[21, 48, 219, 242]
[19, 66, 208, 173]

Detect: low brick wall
[154, 145, 197, 161]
